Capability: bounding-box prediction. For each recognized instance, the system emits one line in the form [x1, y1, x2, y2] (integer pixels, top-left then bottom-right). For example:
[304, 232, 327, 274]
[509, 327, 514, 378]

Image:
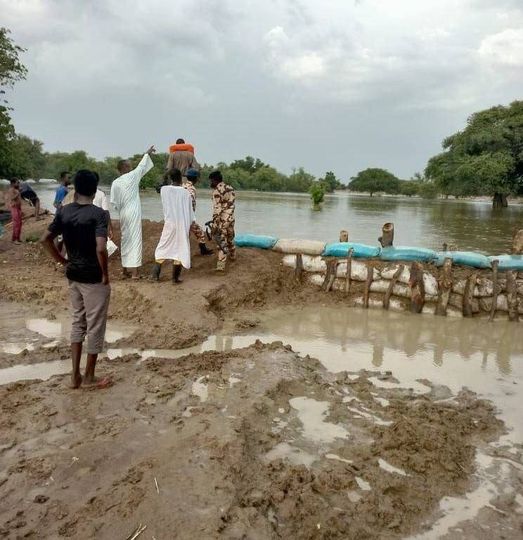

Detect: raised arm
[133, 146, 156, 181]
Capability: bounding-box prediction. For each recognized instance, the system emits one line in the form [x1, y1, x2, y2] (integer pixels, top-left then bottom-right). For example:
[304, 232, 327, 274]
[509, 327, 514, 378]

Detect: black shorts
[21, 191, 39, 206]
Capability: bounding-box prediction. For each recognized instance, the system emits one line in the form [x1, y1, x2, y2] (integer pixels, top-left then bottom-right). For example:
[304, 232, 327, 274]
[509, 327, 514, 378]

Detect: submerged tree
[425, 100, 523, 208]
[309, 182, 325, 208]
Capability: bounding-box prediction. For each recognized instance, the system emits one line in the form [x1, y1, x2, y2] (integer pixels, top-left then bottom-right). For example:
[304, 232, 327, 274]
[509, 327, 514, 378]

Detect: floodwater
[32, 183, 523, 254]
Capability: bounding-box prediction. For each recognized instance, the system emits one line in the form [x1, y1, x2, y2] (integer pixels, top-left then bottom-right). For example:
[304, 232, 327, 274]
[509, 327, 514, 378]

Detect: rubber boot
[172, 264, 183, 284]
[199, 242, 214, 256]
[150, 263, 161, 282]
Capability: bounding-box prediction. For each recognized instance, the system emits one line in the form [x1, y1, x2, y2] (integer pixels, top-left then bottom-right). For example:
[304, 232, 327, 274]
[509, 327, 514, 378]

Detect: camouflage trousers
[190, 221, 207, 244]
[216, 221, 236, 262]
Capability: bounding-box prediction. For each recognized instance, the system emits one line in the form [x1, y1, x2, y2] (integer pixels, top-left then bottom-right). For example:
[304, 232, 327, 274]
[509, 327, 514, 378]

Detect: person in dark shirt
[41, 170, 111, 389]
[19, 181, 42, 220]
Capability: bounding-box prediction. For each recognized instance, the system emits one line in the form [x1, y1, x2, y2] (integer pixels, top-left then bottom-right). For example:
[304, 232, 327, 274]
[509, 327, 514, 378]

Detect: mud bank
[0, 342, 514, 539]
[1, 218, 523, 539]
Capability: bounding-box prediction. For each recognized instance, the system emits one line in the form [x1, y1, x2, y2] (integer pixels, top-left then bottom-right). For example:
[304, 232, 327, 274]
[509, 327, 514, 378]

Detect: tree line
[1, 27, 522, 207]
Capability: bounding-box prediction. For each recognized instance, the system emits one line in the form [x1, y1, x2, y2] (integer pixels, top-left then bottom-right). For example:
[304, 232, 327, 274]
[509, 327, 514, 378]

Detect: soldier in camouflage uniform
[183, 169, 213, 256]
[209, 170, 236, 271]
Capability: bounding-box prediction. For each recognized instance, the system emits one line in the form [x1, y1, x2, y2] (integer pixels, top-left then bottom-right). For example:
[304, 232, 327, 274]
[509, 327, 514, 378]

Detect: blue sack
[488, 254, 523, 271]
[234, 234, 278, 250]
[323, 242, 381, 258]
[380, 246, 437, 263]
[435, 251, 491, 269]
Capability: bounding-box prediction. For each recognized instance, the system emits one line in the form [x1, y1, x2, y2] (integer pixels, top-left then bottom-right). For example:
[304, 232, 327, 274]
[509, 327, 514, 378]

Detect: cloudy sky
[2, 0, 522, 180]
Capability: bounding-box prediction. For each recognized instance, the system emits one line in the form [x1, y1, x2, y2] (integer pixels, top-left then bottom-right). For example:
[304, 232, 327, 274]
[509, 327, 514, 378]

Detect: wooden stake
[489, 260, 499, 322]
[344, 248, 353, 295]
[506, 271, 519, 322]
[294, 253, 304, 282]
[409, 262, 425, 313]
[339, 230, 349, 242]
[462, 272, 477, 317]
[435, 257, 453, 316]
[383, 264, 403, 310]
[323, 259, 338, 292]
[378, 222, 394, 247]
[364, 266, 374, 308]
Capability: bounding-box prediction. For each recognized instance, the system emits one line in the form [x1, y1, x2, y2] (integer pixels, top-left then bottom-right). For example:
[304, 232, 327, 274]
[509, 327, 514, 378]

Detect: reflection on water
[34, 184, 522, 253]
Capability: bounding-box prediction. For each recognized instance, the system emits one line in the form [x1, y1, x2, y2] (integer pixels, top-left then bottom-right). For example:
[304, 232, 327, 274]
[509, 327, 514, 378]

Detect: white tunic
[110, 154, 154, 268]
[154, 186, 194, 268]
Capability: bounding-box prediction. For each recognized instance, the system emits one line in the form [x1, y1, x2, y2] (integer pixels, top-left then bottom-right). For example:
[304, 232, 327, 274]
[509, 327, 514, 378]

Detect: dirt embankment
[0, 217, 522, 539]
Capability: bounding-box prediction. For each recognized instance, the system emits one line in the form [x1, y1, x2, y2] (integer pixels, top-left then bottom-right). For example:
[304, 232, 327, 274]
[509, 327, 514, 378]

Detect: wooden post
[383, 264, 403, 310]
[364, 266, 373, 308]
[378, 222, 394, 247]
[489, 260, 499, 322]
[409, 262, 425, 313]
[323, 259, 338, 292]
[463, 273, 477, 317]
[506, 271, 519, 322]
[435, 258, 453, 316]
[294, 253, 303, 282]
[512, 229, 523, 254]
[344, 248, 353, 295]
[339, 230, 349, 243]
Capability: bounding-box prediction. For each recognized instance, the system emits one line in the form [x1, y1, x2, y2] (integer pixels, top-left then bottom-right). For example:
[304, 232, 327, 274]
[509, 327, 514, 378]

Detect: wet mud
[0, 217, 522, 539]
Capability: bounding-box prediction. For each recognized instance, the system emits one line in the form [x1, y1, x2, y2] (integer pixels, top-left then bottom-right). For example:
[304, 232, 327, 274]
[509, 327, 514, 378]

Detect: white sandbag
[452, 280, 466, 295]
[388, 297, 407, 312]
[479, 294, 508, 312]
[423, 273, 438, 297]
[370, 279, 391, 294]
[273, 238, 326, 255]
[282, 254, 326, 273]
[352, 296, 383, 309]
[307, 274, 324, 287]
[446, 307, 463, 318]
[381, 264, 410, 284]
[422, 303, 436, 315]
[392, 283, 411, 298]
[448, 293, 462, 310]
[282, 254, 296, 268]
[474, 278, 493, 298]
[516, 280, 523, 296]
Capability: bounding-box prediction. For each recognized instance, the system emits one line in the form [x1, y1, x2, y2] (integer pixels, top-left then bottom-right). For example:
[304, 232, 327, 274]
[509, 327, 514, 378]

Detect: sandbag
[168, 143, 195, 154]
[235, 234, 277, 249]
[435, 251, 491, 269]
[381, 264, 410, 284]
[423, 273, 439, 297]
[273, 238, 326, 256]
[282, 254, 326, 273]
[336, 260, 374, 281]
[323, 242, 380, 259]
[380, 246, 437, 263]
[489, 254, 523, 271]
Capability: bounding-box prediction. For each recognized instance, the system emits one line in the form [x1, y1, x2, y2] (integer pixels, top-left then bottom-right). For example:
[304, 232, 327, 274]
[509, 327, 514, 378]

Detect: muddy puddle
[1, 302, 522, 537]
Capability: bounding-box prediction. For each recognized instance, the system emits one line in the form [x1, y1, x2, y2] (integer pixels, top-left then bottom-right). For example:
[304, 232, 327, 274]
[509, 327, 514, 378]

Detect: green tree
[425, 100, 523, 208]
[399, 180, 419, 197]
[309, 183, 325, 206]
[0, 27, 28, 178]
[286, 167, 315, 192]
[7, 135, 46, 179]
[229, 156, 267, 174]
[348, 168, 401, 196]
[319, 171, 339, 193]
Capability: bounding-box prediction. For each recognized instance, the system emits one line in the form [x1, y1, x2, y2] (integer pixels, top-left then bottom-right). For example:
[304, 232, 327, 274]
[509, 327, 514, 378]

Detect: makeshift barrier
[236, 229, 523, 323]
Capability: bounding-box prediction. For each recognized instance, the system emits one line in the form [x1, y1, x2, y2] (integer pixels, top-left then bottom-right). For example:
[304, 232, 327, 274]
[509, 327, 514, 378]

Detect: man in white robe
[150, 168, 194, 283]
[110, 146, 155, 279]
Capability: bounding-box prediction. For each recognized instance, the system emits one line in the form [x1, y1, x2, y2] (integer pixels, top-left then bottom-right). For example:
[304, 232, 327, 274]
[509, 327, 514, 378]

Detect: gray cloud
[2, 0, 522, 180]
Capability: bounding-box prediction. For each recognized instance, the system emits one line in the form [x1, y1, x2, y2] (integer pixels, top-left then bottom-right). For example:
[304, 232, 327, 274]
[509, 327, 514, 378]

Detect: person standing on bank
[209, 170, 236, 272]
[41, 170, 111, 389]
[54, 171, 71, 210]
[4, 178, 23, 244]
[151, 168, 194, 283]
[166, 138, 199, 175]
[110, 146, 155, 279]
[183, 168, 213, 256]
